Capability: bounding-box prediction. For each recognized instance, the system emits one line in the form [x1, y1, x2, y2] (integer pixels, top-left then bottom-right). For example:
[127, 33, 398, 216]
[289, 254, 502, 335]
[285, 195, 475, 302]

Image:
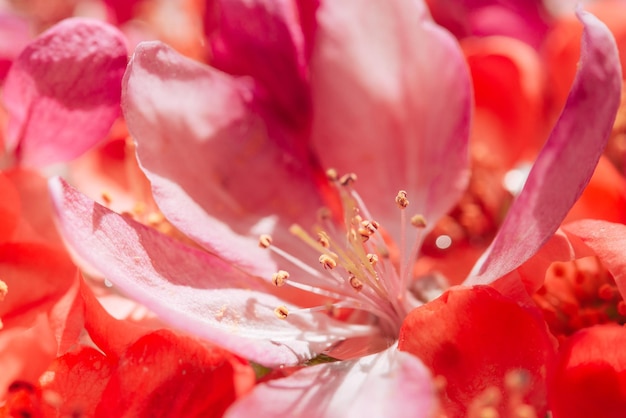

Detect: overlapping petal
[550, 324, 626, 418]
[49, 178, 376, 366]
[204, 0, 311, 129]
[399, 286, 557, 417]
[226, 348, 437, 418]
[2, 18, 127, 167]
[309, 0, 471, 236]
[467, 9, 622, 285]
[123, 41, 324, 278]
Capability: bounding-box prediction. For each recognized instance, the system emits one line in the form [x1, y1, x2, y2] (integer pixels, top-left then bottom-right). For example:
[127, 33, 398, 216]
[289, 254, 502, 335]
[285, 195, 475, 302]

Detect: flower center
[532, 256, 626, 342]
[259, 170, 428, 337]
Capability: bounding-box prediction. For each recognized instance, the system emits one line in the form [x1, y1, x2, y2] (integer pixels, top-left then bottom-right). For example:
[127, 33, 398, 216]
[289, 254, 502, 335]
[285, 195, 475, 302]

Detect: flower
[49, 0, 620, 415]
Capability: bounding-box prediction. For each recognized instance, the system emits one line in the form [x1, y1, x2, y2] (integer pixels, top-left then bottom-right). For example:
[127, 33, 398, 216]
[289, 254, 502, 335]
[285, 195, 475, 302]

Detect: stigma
[259, 170, 430, 336]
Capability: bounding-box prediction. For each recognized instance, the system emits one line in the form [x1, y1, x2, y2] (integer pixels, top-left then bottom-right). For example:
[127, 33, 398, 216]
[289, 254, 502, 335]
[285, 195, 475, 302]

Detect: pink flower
[49, 0, 620, 415]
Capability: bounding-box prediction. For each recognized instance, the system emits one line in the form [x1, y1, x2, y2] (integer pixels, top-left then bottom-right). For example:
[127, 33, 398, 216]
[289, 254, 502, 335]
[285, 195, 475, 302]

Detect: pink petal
[308, 0, 471, 236]
[49, 178, 374, 366]
[0, 13, 31, 82]
[563, 220, 626, 300]
[123, 41, 324, 277]
[467, 9, 622, 285]
[226, 348, 437, 418]
[204, 0, 311, 129]
[2, 18, 127, 167]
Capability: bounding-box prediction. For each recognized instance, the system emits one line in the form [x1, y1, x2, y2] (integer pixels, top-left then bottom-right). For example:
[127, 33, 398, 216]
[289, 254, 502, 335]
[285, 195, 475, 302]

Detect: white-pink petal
[49, 177, 374, 366]
[226, 347, 437, 418]
[309, 0, 471, 238]
[123, 41, 325, 278]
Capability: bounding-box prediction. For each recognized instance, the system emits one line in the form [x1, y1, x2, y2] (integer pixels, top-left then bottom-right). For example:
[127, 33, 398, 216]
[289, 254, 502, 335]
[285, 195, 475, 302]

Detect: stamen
[259, 234, 272, 249]
[339, 172, 357, 186]
[326, 168, 338, 182]
[395, 190, 409, 209]
[259, 232, 327, 280]
[319, 253, 338, 270]
[367, 253, 378, 267]
[349, 274, 364, 292]
[272, 270, 289, 287]
[358, 219, 379, 242]
[274, 305, 289, 319]
[410, 214, 427, 228]
[317, 232, 330, 248]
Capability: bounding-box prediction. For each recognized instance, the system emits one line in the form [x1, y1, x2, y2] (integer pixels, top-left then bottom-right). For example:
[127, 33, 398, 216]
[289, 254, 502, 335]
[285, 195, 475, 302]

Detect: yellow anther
[410, 214, 427, 228]
[339, 172, 357, 186]
[317, 232, 330, 248]
[358, 229, 371, 242]
[326, 168, 338, 182]
[272, 270, 289, 287]
[349, 275, 363, 292]
[259, 234, 272, 249]
[366, 253, 378, 267]
[319, 253, 338, 270]
[361, 220, 379, 234]
[395, 190, 409, 209]
[274, 305, 289, 319]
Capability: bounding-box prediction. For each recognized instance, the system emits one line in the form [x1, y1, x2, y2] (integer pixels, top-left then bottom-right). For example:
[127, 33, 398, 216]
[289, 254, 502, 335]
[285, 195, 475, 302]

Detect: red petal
[399, 286, 556, 417]
[0, 242, 76, 329]
[78, 277, 149, 359]
[96, 329, 255, 417]
[4, 168, 64, 245]
[41, 347, 115, 417]
[0, 171, 20, 243]
[550, 325, 626, 418]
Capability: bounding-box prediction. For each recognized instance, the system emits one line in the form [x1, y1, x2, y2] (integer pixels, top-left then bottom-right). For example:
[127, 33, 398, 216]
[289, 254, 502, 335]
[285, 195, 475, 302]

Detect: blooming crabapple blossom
[50, 0, 621, 416]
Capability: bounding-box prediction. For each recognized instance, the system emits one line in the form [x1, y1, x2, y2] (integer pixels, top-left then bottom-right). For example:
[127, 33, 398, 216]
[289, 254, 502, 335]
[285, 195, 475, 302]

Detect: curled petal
[2, 18, 127, 167]
[468, 10, 622, 285]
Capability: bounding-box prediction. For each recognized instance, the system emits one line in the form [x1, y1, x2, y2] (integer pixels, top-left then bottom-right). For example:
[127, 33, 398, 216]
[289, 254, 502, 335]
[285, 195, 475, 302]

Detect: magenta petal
[49, 178, 371, 366]
[205, 0, 310, 129]
[123, 41, 324, 277]
[226, 348, 437, 418]
[309, 0, 471, 234]
[467, 10, 622, 285]
[2, 18, 127, 167]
